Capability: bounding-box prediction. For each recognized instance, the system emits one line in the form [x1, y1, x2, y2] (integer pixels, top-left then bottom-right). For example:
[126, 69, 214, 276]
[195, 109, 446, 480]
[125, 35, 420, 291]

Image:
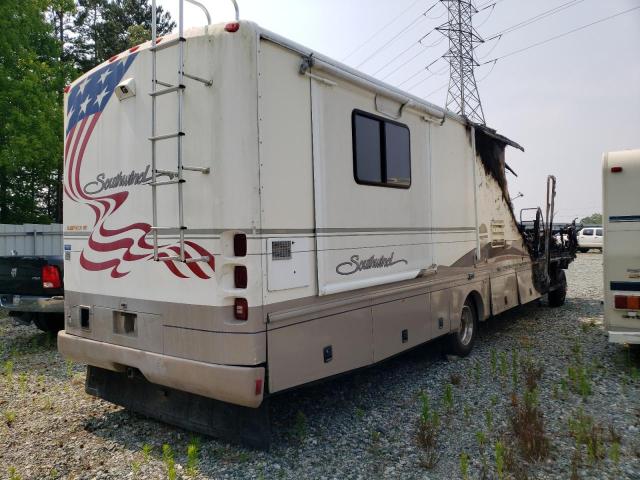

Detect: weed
[49, 467, 59, 479]
[162, 444, 176, 480]
[522, 358, 544, 391]
[18, 372, 27, 394]
[293, 411, 307, 442]
[186, 437, 200, 477]
[355, 407, 365, 420]
[476, 430, 487, 449]
[551, 384, 558, 399]
[490, 394, 498, 407]
[499, 351, 508, 379]
[371, 429, 381, 444]
[610, 441, 621, 465]
[608, 424, 621, 444]
[560, 378, 569, 398]
[463, 403, 471, 421]
[4, 410, 16, 427]
[65, 359, 74, 378]
[443, 383, 453, 413]
[568, 409, 606, 464]
[474, 360, 481, 383]
[510, 388, 550, 461]
[567, 364, 592, 398]
[450, 372, 462, 386]
[416, 392, 440, 469]
[570, 448, 581, 480]
[495, 440, 505, 480]
[8, 467, 21, 480]
[631, 366, 639, 382]
[42, 396, 53, 411]
[460, 452, 469, 480]
[142, 444, 153, 463]
[37, 374, 45, 388]
[485, 409, 493, 432]
[4, 360, 14, 384]
[131, 461, 141, 478]
[490, 348, 497, 376]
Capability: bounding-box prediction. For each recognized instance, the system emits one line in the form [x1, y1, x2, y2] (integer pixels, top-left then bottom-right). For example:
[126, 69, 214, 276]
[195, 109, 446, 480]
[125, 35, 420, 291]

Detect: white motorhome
[603, 149, 640, 344]
[58, 2, 576, 447]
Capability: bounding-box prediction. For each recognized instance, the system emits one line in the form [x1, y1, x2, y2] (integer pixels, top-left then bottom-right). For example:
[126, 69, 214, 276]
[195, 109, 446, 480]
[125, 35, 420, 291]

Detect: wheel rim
[459, 305, 474, 346]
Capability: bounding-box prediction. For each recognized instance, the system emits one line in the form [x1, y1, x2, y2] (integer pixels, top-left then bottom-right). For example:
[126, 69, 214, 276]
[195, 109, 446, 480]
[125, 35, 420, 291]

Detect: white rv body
[603, 149, 640, 343]
[58, 22, 567, 438]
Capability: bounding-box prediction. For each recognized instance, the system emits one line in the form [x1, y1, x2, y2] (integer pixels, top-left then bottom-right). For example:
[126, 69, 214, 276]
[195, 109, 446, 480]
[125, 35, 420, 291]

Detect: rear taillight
[234, 233, 247, 257]
[234, 298, 248, 321]
[234, 266, 247, 289]
[615, 295, 640, 310]
[42, 265, 61, 289]
[611, 166, 623, 173]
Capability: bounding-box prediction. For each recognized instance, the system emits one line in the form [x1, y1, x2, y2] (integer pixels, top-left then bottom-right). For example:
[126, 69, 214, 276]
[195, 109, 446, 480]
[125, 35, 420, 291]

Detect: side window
[352, 110, 411, 188]
[596, 228, 603, 236]
[582, 229, 593, 236]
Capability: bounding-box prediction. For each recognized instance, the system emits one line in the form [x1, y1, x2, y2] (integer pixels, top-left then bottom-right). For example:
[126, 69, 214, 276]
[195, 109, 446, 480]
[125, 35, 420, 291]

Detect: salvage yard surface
[1, 254, 639, 480]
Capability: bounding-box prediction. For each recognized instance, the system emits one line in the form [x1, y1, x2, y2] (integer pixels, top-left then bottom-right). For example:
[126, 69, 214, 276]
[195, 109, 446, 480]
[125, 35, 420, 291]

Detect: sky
[156, 0, 640, 223]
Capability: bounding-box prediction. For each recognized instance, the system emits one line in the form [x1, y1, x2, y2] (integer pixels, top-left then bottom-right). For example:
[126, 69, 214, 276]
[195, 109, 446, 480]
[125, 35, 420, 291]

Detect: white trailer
[603, 149, 640, 344]
[58, 2, 576, 447]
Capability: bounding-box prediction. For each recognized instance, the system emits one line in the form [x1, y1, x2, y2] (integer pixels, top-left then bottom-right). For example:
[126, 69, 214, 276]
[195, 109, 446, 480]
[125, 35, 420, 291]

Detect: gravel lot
[1, 253, 639, 480]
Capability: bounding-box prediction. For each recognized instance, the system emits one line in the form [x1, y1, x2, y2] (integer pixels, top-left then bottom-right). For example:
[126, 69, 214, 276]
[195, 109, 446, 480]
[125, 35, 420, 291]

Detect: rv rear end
[603, 149, 640, 343]
[58, 22, 270, 434]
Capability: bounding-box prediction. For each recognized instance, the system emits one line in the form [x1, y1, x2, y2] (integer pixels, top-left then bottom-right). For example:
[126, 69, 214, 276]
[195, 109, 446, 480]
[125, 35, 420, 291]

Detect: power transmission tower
[436, 0, 486, 124]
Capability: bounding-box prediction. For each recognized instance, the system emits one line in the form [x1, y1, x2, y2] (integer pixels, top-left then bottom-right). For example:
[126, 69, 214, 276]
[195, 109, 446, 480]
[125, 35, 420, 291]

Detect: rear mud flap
[85, 366, 271, 450]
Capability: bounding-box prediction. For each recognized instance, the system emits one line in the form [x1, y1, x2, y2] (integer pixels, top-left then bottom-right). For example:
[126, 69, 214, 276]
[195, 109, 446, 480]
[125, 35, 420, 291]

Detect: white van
[603, 149, 640, 344]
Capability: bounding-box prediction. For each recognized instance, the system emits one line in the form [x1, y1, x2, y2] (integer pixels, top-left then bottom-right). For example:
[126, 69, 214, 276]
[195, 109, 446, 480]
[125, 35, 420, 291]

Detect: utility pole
[436, 0, 486, 124]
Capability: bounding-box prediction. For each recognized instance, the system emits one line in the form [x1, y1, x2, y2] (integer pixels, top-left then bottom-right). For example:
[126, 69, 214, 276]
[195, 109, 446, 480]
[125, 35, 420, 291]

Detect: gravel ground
[1, 253, 639, 480]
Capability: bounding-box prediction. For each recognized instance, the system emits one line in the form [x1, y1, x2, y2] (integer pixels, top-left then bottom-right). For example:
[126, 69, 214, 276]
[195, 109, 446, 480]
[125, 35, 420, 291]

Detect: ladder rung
[183, 72, 213, 86]
[182, 165, 210, 174]
[151, 37, 185, 52]
[150, 226, 187, 231]
[185, 256, 210, 264]
[149, 132, 185, 141]
[154, 168, 178, 177]
[157, 255, 181, 262]
[150, 85, 185, 97]
[149, 179, 185, 187]
[155, 79, 173, 87]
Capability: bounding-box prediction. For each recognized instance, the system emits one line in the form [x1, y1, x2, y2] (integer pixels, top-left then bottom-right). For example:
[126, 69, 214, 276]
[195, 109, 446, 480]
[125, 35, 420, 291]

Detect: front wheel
[448, 298, 477, 357]
[548, 270, 567, 308]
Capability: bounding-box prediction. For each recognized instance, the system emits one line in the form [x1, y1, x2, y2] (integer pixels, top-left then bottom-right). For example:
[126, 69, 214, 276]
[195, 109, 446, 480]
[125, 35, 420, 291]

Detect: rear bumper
[0, 294, 64, 313]
[608, 330, 640, 344]
[57, 331, 265, 408]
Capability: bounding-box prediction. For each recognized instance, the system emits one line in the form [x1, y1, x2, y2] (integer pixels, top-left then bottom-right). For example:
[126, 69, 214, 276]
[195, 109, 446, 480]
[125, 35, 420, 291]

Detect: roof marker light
[108, 54, 119, 63]
[63, 85, 71, 93]
[611, 166, 623, 173]
[225, 22, 240, 33]
[129, 45, 140, 53]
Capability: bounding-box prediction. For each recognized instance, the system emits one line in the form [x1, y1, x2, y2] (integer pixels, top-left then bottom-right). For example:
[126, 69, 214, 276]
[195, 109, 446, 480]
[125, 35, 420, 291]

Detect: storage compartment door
[490, 272, 519, 315]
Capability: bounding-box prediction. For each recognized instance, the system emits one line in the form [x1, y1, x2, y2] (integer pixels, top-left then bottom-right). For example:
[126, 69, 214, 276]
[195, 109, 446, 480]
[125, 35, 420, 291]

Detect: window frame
[582, 229, 594, 236]
[351, 109, 411, 189]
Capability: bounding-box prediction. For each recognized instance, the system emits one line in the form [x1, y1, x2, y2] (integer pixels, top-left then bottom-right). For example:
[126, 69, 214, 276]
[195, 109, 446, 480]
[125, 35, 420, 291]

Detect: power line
[485, 0, 586, 41]
[374, 33, 445, 78]
[356, 2, 441, 68]
[483, 5, 640, 64]
[397, 56, 444, 87]
[405, 62, 448, 91]
[341, 0, 425, 62]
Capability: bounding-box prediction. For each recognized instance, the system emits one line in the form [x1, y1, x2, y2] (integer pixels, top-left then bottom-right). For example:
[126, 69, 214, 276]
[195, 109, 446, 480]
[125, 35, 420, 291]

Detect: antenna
[436, 0, 486, 124]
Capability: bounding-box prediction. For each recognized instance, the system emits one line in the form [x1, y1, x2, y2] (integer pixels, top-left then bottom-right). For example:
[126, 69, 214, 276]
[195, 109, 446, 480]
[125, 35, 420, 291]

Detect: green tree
[580, 213, 602, 225]
[0, 0, 62, 223]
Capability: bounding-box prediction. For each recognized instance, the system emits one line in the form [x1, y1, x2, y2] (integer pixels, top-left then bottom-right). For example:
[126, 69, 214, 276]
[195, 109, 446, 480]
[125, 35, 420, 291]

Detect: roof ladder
[149, 0, 240, 263]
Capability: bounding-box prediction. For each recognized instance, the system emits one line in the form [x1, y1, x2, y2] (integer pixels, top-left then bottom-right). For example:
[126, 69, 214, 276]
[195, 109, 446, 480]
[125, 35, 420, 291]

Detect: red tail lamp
[255, 378, 263, 396]
[225, 22, 240, 33]
[234, 233, 247, 257]
[615, 295, 640, 310]
[234, 266, 248, 289]
[234, 298, 248, 321]
[42, 265, 62, 289]
[108, 54, 119, 63]
[611, 166, 623, 173]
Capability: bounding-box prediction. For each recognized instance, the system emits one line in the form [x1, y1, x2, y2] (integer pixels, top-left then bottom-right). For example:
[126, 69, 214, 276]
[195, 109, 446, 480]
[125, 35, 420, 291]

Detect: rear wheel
[448, 298, 477, 357]
[548, 270, 567, 308]
[32, 313, 64, 334]
[578, 248, 588, 253]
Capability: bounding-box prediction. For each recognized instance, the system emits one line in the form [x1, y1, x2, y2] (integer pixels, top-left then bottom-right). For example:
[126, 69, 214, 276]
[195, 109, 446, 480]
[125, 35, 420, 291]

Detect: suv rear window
[596, 228, 603, 236]
[582, 229, 593, 236]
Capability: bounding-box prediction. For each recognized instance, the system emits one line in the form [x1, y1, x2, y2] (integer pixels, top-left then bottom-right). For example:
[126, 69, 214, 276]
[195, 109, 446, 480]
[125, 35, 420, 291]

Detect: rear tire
[32, 313, 64, 334]
[578, 248, 588, 253]
[548, 270, 567, 308]
[448, 298, 477, 357]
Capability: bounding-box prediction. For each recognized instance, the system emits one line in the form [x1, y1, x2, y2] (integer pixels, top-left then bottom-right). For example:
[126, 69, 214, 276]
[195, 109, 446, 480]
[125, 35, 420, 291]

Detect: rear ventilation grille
[272, 241, 292, 261]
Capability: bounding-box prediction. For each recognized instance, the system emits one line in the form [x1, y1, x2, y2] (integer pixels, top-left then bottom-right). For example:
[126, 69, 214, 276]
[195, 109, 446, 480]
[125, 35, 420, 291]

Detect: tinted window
[596, 228, 603, 236]
[385, 123, 411, 187]
[352, 110, 411, 188]
[353, 114, 382, 184]
[582, 229, 593, 236]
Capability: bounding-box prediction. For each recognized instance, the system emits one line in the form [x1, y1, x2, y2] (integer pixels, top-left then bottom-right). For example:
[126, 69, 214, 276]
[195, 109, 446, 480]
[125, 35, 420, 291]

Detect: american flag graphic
[65, 53, 216, 279]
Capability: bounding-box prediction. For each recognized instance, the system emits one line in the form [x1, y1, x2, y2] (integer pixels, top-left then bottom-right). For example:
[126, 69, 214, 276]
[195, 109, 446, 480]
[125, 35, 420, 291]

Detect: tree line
[0, 0, 174, 224]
